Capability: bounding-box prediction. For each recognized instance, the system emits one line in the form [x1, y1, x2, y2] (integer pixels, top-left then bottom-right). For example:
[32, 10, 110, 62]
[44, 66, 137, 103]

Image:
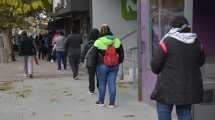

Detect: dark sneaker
[96, 101, 104, 107]
[73, 75, 79, 80]
[29, 74, 33, 78]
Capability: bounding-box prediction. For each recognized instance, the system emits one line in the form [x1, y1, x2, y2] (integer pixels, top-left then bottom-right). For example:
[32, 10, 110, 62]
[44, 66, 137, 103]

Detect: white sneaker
[88, 91, 95, 95]
[96, 101, 105, 107]
[24, 74, 28, 77]
[109, 105, 116, 109]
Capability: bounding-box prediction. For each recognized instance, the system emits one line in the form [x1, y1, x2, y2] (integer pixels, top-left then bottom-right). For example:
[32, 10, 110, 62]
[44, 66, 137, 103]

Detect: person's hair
[21, 31, 27, 37]
[170, 16, 191, 33]
[89, 28, 100, 41]
[100, 24, 112, 37]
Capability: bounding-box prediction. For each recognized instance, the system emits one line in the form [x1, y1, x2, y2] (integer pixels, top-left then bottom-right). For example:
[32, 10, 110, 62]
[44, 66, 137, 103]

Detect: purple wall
[193, 0, 215, 56]
[140, 0, 156, 104]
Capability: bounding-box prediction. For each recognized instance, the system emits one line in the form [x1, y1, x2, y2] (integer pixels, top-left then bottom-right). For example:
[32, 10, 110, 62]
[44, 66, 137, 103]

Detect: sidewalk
[0, 58, 156, 120]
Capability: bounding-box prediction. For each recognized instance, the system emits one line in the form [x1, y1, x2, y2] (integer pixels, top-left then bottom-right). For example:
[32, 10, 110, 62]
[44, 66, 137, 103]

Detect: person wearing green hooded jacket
[91, 24, 124, 108]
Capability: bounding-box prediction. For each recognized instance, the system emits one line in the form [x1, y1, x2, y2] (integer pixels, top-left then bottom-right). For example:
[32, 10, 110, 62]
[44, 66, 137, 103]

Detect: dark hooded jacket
[151, 28, 205, 105]
[80, 29, 99, 67]
[19, 35, 36, 56]
[65, 33, 82, 56]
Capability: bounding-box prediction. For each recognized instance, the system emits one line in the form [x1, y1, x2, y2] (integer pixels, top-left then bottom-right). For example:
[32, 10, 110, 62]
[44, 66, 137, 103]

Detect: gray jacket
[55, 35, 65, 51]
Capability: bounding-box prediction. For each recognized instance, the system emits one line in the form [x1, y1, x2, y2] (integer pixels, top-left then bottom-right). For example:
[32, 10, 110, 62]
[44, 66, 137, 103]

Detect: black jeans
[87, 66, 99, 92]
[68, 54, 80, 78]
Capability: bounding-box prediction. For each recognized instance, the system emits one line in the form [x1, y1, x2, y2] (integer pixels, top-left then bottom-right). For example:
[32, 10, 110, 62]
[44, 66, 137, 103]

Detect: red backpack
[103, 45, 119, 66]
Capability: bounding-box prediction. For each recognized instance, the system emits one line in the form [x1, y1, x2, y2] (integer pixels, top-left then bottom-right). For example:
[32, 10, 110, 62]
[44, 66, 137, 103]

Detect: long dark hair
[89, 28, 99, 41]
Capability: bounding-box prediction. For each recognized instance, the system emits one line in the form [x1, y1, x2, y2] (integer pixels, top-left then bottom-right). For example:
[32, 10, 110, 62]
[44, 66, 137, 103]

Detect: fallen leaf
[78, 98, 86, 102]
[63, 91, 68, 93]
[49, 98, 59, 103]
[64, 113, 72, 117]
[123, 115, 135, 118]
[15, 89, 32, 98]
[23, 85, 32, 89]
[0, 81, 13, 91]
[65, 93, 73, 96]
[118, 84, 128, 89]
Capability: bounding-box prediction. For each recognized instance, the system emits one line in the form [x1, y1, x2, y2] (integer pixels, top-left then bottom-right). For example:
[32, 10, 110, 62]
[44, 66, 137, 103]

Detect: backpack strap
[159, 40, 168, 54]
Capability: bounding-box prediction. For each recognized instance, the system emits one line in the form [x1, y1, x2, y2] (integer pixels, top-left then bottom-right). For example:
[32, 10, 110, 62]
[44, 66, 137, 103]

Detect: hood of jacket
[94, 35, 121, 50]
[163, 28, 197, 44]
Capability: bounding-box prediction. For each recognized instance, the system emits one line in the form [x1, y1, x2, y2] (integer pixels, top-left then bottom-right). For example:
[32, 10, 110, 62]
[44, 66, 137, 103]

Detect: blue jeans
[157, 102, 192, 120]
[97, 64, 119, 105]
[56, 51, 66, 70]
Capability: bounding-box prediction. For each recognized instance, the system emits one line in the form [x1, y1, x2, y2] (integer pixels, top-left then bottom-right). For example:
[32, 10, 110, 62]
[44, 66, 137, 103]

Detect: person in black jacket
[65, 27, 82, 80]
[151, 16, 205, 120]
[81, 28, 100, 95]
[19, 31, 36, 78]
[91, 24, 124, 108]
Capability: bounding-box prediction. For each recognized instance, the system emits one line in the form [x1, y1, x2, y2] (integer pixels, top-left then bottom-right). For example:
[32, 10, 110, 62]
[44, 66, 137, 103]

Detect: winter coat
[150, 28, 205, 105]
[65, 33, 82, 56]
[19, 36, 36, 56]
[91, 35, 124, 66]
[80, 40, 96, 67]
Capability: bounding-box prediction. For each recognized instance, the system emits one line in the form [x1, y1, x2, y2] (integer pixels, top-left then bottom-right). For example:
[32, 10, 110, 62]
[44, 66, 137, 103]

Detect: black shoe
[29, 74, 33, 78]
[73, 75, 79, 80]
[96, 101, 104, 107]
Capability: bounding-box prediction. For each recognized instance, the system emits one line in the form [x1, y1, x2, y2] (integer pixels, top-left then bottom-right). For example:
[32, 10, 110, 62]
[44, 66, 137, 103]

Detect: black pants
[68, 54, 80, 78]
[38, 47, 46, 60]
[87, 66, 99, 92]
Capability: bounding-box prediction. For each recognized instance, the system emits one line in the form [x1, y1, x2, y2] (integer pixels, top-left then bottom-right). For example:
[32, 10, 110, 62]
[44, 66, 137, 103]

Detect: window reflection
[151, 0, 184, 48]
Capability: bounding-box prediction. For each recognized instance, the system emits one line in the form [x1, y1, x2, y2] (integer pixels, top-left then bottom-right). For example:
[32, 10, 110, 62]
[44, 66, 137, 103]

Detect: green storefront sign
[121, 0, 137, 20]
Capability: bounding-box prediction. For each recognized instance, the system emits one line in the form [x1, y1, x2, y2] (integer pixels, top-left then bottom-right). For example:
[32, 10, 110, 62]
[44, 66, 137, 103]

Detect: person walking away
[43, 33, 49, 60]
[46, 32, 54, 62]
[65, 27, 82, 80]
[34, 35, 40, 57]
[150, 16, 205, 120]
[38, 34, 45, 60]
[54, 31, 67, 71]
[81, 28, 100, 95]
[19, 31, 36, 78]
[91, 24, 124, 108]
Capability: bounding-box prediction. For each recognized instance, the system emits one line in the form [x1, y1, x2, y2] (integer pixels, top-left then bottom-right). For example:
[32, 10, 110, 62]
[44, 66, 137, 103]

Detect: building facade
[52, 0, 90, 37]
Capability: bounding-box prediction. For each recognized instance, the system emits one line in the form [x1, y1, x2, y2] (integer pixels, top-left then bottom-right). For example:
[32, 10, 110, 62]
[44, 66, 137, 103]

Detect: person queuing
[19, 31, 36, 78]
[65, 27, 82, 80]
[91, 24, 124, 108]
[150, 16, 205, 120]
[53, 31, 67, 71]
[81, 28, 100, 95]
